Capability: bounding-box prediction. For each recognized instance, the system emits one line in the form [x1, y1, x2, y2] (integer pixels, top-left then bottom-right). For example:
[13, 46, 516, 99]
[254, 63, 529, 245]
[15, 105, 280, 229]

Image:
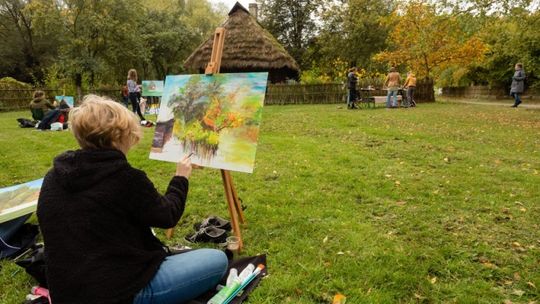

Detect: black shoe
[194, 216, 231, 231]
[185, 226, 228, 244]
[511, 105, 517, 108]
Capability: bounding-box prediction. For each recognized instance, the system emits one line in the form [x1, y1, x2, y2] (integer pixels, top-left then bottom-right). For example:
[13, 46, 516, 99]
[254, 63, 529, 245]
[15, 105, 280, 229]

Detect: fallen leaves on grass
[396, 201, 406, 206]
[511, 289, 525, 296]
[512, 242, 527, 252]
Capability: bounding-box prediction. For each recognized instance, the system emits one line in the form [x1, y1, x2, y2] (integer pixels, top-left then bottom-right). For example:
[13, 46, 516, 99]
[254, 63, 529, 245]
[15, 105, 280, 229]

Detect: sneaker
[185, 226, 228, 244]
[194, 216, 231, 231]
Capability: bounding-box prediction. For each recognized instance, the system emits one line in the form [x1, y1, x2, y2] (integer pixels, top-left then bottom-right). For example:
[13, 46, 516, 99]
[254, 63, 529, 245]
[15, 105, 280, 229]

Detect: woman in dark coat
[510, 63, 526, 108]
[37, 95, 227, 304]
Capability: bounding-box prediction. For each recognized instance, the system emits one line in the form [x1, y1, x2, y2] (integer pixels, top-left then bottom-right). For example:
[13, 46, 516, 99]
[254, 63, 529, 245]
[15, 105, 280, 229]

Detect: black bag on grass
[17, 118, 36, 128]
[0, 214, 39, 260]
[15, 244, 48, 288]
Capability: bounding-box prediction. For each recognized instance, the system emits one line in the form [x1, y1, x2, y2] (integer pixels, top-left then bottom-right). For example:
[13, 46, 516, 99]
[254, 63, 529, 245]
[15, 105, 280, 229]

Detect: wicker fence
[266, 79, 434, 105]
[0, 80, 435, 111]
[265, 83, 345, 105]
[0, 89, 121, 111]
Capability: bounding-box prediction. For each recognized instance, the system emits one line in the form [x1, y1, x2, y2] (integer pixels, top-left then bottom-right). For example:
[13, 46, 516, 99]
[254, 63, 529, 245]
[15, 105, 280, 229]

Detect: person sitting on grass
[37, 95, 228, 304]
[29, 90, 56, 121]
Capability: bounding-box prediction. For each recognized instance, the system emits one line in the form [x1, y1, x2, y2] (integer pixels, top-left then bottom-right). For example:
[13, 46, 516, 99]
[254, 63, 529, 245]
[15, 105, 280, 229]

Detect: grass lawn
[1, 102, 539, 303]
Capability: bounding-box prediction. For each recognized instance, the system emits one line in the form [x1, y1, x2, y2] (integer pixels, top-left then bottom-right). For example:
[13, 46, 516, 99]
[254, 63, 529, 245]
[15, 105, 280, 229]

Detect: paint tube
[237, 264, 255, 283]
[207, 280, 241, 304]
[226, 268, 238, 286]
[241, 264, 264, 285]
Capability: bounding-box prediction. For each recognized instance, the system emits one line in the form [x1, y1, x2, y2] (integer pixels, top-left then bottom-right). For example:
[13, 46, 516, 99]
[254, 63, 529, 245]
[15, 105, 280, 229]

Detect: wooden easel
[166, 27, 246, 250]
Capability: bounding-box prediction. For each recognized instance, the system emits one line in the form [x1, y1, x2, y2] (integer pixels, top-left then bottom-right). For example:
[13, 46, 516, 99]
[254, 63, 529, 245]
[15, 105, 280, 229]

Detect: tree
[257, 0, 321, 68]
[312, 0, 394, 80]
[0, 0, 61, 83]
[52, 0, 145, 97]
[467, 9, 540, 88]
[374, 1, 486, 81]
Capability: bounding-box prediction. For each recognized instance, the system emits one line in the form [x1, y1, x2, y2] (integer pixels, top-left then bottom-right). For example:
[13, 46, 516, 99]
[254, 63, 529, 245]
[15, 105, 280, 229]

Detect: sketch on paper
[149, 73, 268, 173]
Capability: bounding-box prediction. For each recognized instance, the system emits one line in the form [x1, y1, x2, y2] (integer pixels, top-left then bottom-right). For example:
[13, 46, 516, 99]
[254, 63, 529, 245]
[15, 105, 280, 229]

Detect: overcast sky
[209, 0, 253, 10]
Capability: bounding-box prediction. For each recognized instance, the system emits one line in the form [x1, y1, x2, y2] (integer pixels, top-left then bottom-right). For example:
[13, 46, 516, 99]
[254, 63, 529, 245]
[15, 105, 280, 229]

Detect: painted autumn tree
[374, 1, 486, 80]
[167, 75, 243, 161]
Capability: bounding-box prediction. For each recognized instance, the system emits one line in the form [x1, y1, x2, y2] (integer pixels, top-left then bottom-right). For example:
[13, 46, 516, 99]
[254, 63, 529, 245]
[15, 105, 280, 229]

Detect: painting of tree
[150, 73, 268, 173]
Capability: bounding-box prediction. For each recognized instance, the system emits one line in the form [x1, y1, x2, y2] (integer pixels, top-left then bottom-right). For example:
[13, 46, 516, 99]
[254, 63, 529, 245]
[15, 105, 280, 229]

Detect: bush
[0, 77, 32, 90]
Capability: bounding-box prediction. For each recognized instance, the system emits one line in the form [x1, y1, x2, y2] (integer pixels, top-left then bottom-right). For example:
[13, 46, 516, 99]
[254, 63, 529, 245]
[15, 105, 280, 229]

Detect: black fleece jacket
[37, 149, 188, 304]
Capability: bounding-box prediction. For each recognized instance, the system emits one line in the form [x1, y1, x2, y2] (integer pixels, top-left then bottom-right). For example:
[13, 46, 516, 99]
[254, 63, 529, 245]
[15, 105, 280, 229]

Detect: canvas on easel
[149, 72, 268, 173]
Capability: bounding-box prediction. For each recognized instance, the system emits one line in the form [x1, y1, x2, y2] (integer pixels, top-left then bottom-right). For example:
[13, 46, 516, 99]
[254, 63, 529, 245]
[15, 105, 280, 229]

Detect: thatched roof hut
[183, 2, 300, 83]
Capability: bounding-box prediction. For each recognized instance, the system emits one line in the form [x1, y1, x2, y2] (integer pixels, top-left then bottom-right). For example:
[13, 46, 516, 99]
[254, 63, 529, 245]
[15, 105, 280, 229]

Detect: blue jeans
[348, 89, 357, 107]
[386, 89, 398, 107]
[511, 92, 521, 106]
[133, 249, 228, 304]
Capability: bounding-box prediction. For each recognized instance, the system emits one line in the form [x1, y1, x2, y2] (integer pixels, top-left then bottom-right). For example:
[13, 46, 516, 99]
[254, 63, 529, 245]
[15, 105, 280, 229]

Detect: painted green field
[1, 102, 539, 303]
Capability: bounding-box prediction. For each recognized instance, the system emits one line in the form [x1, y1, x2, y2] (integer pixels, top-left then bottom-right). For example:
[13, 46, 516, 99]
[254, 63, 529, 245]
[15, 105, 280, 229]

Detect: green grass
[1, 102, 539, 303]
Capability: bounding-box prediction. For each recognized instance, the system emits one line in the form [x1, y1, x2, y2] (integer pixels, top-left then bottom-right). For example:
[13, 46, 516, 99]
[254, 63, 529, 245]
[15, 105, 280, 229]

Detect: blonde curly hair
[69, 95, 142, 153]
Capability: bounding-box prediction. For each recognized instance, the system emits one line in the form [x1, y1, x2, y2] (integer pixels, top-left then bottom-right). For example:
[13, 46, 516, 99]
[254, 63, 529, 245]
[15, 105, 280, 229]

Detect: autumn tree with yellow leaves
[374, 1, 487, 81]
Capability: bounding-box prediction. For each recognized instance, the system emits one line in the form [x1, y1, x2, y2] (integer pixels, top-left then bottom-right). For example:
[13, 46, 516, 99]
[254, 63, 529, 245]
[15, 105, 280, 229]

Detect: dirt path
[441, 99, 540, 109]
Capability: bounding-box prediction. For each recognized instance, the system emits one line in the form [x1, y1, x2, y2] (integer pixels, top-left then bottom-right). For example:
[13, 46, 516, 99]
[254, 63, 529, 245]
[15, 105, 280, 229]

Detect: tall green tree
[313, 0, 394, 79]
[53, 0, 145, 97]
[257, 0, 321, 68]
[0, 0, 60, 83]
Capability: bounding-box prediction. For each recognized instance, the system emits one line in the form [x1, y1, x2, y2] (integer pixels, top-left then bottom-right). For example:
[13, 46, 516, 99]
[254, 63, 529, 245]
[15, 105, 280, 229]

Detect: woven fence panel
[265, 83, 346, 105]
[0, 89, 122, 111]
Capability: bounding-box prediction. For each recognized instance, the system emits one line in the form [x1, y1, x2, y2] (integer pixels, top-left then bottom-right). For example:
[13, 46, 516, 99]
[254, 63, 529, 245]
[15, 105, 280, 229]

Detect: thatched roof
[183, 2, 300, 75]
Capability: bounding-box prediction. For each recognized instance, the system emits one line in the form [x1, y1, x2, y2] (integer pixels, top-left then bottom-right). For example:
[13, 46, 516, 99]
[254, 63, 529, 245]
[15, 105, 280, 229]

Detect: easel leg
[223, 170, 245, 224]
[221, 170, 243, 250]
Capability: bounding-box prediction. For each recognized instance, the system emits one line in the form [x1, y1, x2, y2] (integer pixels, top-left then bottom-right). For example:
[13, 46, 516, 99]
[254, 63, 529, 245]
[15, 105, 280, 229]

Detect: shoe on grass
[185, 226, 228, 244]
[194, 216, 231, 231]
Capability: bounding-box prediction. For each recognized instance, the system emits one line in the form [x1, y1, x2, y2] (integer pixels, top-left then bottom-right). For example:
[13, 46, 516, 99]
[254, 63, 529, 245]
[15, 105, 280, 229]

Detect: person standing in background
[510, 63, 526, 108]
[384, 67, 401, 108]
[347, 67, 359, 109]
[127, 69, 146, 120]
[403, 71, 417, 107]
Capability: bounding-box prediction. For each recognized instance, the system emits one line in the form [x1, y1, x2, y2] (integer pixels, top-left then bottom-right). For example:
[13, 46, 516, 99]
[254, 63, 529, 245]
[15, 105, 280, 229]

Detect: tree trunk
[418, 77, 435, 102]
[75, 73, 83, 104]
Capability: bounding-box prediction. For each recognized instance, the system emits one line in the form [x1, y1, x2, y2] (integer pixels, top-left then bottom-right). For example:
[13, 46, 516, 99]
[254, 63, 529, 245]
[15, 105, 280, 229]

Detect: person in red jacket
[37, 95, 227, 304]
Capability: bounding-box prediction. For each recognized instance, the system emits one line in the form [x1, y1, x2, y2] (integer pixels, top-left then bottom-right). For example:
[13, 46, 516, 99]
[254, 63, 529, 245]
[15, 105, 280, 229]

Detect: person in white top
[127, 69, 146, 120]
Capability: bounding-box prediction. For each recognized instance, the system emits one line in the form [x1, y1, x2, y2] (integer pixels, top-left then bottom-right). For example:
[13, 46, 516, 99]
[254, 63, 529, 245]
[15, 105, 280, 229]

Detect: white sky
[209, 0, 254, 10]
